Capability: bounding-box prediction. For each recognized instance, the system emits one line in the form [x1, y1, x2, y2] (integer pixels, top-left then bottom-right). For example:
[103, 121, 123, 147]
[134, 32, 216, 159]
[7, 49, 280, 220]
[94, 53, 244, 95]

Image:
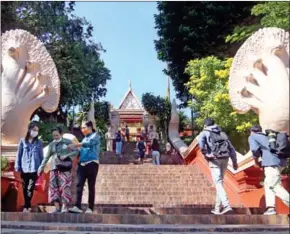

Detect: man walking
[248, 125, 290, 215]
[198, 118, 238, 215]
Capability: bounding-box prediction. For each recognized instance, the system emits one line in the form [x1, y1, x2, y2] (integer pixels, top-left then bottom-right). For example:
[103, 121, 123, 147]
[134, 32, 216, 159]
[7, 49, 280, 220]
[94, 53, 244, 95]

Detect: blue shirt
[79, 132, 100, 163]
[15, 138, 44, 173]
[248, 132, 287, 167]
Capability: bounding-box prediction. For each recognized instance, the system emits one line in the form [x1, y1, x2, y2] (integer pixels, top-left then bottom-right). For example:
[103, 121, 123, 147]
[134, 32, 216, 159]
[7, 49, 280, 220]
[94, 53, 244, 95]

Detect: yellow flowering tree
[185, 56, 258, 152]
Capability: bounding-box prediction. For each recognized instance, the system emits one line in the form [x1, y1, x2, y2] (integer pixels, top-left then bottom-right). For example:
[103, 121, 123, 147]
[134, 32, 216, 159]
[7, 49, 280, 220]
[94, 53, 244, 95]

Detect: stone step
[96, 165, 209, 174]
[2, 221, 289, 233]
[1, 212, 289, 225]
[81, 164, 216, 205]
[35, 204, 265, 215]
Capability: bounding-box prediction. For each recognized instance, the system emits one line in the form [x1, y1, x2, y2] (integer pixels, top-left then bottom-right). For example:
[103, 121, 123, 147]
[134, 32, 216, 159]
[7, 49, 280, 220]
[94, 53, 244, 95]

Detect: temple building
[110, 81, 145, 140]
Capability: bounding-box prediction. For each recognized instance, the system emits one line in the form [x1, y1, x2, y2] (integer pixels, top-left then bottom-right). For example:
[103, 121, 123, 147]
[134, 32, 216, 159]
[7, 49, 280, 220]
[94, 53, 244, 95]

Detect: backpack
[265, 130, 290, 159]
[205, 130, 231, 158]
[138, 141, 145, 152]
[116, 133, 121, 142]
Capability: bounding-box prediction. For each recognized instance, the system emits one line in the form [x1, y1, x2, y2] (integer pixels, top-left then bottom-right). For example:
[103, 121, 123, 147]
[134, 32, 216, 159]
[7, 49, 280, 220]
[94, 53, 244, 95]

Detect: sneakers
[61, 206, 68, 213]
[69, 206, 83, 214]
[23, 208, 31, 213]
[220, 206, 233, 215]
[85, 208, 93, 214]
[264, 208, 277, 215]
[211, 208, 221, 215]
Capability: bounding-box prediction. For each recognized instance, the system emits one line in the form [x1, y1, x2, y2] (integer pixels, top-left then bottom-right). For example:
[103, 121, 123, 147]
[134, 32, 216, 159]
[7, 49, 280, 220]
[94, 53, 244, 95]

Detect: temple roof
[117, 81, 143, 110]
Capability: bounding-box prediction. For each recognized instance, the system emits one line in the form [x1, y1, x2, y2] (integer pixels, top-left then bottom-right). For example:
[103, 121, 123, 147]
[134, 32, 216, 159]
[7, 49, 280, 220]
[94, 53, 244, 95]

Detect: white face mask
[54, 138, 62, 143]
[30, 130, 39, 138]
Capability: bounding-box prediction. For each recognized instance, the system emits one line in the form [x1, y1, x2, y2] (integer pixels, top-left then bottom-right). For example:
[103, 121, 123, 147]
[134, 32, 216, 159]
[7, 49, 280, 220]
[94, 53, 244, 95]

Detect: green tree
[178, 111, 190, 132]
[154, 2, 255, 104]
[185, 57, 259, 153]
[83, 101, 110, 130]
[141, 93, 171, 141]
[1, 2, 111, 121]
[226, 2, 290, 44]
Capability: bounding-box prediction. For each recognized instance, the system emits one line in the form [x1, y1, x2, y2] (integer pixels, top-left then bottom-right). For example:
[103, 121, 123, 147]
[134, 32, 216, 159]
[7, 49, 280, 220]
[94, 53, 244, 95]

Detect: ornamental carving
[119, 92, 142, 110]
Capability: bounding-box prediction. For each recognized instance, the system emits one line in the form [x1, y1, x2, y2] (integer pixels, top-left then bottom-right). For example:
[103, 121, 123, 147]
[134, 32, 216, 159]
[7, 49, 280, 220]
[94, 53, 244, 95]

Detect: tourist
[67, 121, 100, 214]
[197, 118, 238, 215]
[37, 126, 78, 213]
[137, 136, 146, 164]
[115, 130, 123, 158]
[15, 122, 44, 212]
[151, 138, 161, 165]
[125, 125, 130, 142]
[121, 129, 126, 154]
[248, 125, 290, 215]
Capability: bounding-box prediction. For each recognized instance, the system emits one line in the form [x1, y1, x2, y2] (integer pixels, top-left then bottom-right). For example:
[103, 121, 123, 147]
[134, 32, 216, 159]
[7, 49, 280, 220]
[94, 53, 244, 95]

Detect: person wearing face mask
[68, 121, 100, 214]
[15, 122, 44, 212]
[37, 127, 79, 213]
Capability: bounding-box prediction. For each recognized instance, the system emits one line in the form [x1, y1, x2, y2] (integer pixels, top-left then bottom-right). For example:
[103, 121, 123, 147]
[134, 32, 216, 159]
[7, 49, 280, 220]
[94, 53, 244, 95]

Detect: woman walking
[38, 127, 78, 213]
[69, 121, 100, 214]
[15, 122, 44, 212]
[115, 130, 123, 159]
[151, 138, 161, 165]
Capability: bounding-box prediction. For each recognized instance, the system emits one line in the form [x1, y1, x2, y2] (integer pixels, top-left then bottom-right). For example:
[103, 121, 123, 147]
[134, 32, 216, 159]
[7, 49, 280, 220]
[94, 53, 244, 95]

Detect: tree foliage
[1, 1, 111, 119]
[178, 111, 190, 132]
[83, 101, 110, 125]
[141, 93, 171, 140]
[154, 2, 255, 104]
[185, 56, 258, 133]
[226, 2, 290, 44]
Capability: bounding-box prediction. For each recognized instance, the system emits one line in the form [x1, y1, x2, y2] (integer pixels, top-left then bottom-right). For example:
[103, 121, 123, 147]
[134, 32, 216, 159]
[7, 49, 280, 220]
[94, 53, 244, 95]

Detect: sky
[74, 2, 190, 116]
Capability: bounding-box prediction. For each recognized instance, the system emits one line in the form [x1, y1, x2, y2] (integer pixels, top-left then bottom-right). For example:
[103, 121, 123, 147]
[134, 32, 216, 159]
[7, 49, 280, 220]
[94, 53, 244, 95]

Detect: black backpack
[205, 130, 231, 158]
[265, 130, 290, 159]
[138, 141, 145, 152]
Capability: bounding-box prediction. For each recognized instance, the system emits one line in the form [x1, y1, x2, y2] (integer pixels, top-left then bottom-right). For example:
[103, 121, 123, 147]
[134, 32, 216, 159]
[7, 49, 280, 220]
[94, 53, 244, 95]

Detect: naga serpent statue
[1, 29, 60, 145]
[229, 27, 289, 134]
[168, 27, 289, 157]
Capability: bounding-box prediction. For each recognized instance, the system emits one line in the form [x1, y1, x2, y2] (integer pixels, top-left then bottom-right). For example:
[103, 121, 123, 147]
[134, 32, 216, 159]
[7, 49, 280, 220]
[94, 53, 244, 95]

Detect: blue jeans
[152, 151, 160, 165]
[209, 158, 230, 209]
[116, 141, 122, 155]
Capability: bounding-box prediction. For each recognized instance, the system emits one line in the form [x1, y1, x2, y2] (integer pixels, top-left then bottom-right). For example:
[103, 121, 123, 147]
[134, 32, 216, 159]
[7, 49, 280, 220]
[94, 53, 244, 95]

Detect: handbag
[54, 143, 73, 171]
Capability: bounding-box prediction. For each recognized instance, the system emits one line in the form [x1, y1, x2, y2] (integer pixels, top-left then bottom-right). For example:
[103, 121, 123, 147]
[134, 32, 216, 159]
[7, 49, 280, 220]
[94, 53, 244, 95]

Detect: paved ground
[2, 231, 289, 234]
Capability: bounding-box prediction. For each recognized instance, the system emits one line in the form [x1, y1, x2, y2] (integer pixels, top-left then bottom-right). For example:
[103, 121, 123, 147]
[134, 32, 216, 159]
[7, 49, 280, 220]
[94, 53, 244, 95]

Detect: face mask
[54, 138, 62, 143]
[30, 130, 38, 138]
[82, 129, 89, 136]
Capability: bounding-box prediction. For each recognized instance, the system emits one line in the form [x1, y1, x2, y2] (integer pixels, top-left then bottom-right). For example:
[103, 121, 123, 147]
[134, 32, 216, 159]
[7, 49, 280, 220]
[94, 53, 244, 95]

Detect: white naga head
[1, 29, 60, 144]
[229, 27, 289, 133]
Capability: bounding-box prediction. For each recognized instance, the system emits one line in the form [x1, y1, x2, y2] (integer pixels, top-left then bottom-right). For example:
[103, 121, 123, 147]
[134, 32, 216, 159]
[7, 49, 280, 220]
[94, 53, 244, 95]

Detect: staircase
[1, 141, 289, 232]
[93, 165, 216, 205]
[100, 141, 151, 164]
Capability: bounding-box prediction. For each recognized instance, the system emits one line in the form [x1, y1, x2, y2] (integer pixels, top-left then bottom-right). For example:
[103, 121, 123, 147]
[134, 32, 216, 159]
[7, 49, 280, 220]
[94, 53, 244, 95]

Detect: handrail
[167, 99, 259, 173]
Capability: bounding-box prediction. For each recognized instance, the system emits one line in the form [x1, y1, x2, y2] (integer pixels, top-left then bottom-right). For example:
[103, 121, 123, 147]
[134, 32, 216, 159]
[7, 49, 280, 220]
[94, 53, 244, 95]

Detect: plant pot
[1, 176, 11, 198]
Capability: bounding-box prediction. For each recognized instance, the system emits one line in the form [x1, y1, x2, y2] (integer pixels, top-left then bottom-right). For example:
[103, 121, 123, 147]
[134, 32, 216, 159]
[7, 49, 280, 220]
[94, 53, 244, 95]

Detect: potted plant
[1, 157, 10, 198]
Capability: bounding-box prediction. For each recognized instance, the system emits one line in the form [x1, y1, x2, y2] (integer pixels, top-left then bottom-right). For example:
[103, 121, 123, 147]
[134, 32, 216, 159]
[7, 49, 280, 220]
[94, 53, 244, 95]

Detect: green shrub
[1, 157, 9, 172]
